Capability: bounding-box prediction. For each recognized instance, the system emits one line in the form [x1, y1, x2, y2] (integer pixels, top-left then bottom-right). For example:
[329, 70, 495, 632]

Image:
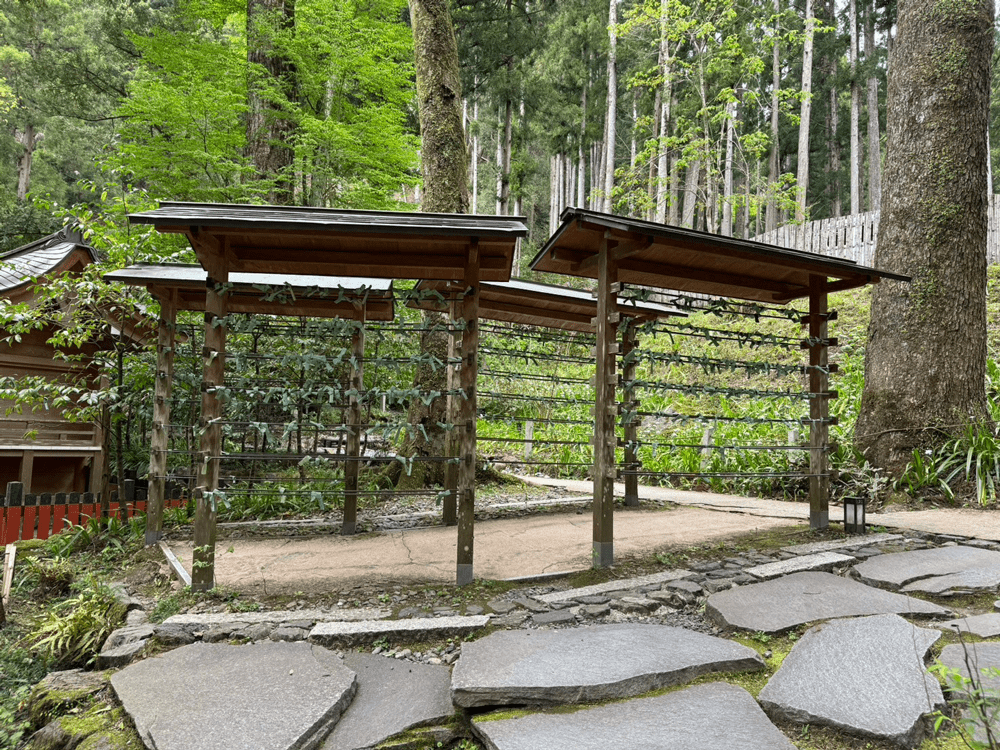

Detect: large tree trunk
[247, 0, 296, 204]
[405, 0, 468, 488]
[411, 0, 468, 214]
[855, 0, 993, 474]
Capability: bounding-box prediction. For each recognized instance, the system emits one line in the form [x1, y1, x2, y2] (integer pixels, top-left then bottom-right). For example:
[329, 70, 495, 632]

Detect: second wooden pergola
[532, 208, 909, 568]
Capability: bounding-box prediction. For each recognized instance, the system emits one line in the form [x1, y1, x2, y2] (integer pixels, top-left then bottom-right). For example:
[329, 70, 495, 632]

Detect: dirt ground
[166, 505, 799, 595]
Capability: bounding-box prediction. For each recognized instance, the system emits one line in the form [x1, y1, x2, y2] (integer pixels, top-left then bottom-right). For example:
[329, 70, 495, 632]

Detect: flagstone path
[89, 529, 1000, 750]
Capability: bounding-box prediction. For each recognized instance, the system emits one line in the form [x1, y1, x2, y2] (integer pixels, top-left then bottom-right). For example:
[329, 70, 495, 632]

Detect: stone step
[759, 614, 943, 748]
[534, 569, 693, 604]
[111, 641, 356, 750]
[472, 682, 796, 750]
[309, 615, 490, 647]
[706, 571, 949, 633]
[451, 623, 764, 708]
[320, 653, 454, 750]
[854, 545, 1000, 595]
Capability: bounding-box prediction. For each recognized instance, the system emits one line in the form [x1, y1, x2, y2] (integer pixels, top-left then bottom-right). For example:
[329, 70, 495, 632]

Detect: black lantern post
[843, 495, 866, 535]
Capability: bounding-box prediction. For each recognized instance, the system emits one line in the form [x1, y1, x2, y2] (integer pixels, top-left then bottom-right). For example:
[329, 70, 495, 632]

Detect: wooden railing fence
[1, 481, 188, 544]
[751, 197, 1000, 266]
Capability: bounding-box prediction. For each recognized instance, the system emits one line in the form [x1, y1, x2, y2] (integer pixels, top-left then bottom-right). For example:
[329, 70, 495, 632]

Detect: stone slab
[111, 641, 356, 750]
[706, 571, 948, 633]
[97, 639, 148, 669]
[759, 614, 943, 748]
[472, 682, 796, 750]
[854, 545, 1000, 595]
[309, 616, 489, 647]
[102, 624, 155, 652]
[534, 569, 693, 604]
[321, 653, 453, 750]
[938, 613, 1000, 638]
[939, 642, 1000, 693]
[163, 608, 389, 627]
[940, 642, 1000, 745]
[781, 533, 902, 555]
[745, 551, 855, 580]
[451, 623, 764, 707]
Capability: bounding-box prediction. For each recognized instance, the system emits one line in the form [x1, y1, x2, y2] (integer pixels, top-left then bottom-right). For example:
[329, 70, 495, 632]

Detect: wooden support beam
[621, 319, 639, 507]
[593, 233, 618, 567]
[18, 451, 33, 492]
[146, 288, 177, 546]
[443, 298, 459, 527]
[808, 275, 830, 529]
[456, 241, 480, 585]
[342, 306, 365, 535]
[192, 266, 229, 592]
[572, 236, 652, 275]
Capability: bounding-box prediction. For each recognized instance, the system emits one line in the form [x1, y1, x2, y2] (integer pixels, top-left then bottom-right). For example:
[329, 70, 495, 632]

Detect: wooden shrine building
[532, 208, 910, 568]
[0, 230, 117, 493]
[124, 202, 528, 589]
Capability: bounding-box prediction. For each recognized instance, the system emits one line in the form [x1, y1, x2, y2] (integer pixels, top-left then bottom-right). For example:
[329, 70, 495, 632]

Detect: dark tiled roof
[0, 230, 94, 293]
[129, 202, 529, 238]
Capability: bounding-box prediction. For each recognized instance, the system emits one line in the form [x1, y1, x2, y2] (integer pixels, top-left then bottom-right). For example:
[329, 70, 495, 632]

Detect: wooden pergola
[410, 277, 683, 509]
[126, 203, 527, 589]
[532, 208, 910, 568]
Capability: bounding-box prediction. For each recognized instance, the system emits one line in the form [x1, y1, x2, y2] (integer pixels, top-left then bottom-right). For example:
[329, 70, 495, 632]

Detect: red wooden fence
[1, 482, 188, 543]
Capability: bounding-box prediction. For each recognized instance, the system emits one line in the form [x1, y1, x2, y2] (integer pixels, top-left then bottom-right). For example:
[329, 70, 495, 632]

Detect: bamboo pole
[146, 288, 177, 546]
[621, 319, 639, 507]
[593, 233, 618, 566]
[456, 241, 480, 585]
[342, 305, 365, 535]
[443, 296, 459, 526]
[808, 275, 830, 529]
[191, 258, 229, 592]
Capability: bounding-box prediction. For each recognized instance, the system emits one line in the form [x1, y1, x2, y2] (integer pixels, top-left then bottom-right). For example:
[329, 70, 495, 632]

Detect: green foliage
[0, 624, 47, 750]
[30, 579, 126, 668]
[931, 643, 1000, 749]
[25, 557, 75, 598]
[110, 0, 419, 207]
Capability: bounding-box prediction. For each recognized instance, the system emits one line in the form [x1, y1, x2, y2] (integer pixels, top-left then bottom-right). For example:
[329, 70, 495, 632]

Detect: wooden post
[621, 319, 639, 507]
[593, 233, 618, 567]
[18, 451, 33, 493]
[342, 308, 365, 535]
[808, 275, 830, 529]
[147, 289, 177, 546]
[456, 241, 480, 585]
[192, 258, 229, 592]
[122, 479, 135, 522]
[442, 297, 459, 526]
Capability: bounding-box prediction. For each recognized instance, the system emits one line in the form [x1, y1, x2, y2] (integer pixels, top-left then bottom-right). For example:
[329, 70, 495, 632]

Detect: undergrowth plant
[30, 578, 126, 667]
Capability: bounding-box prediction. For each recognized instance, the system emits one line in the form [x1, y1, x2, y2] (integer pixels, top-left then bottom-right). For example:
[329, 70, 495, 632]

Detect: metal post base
[810, 510, 829, 530]
[592, 541, 614, 568]
[456, 563, 474, 586]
